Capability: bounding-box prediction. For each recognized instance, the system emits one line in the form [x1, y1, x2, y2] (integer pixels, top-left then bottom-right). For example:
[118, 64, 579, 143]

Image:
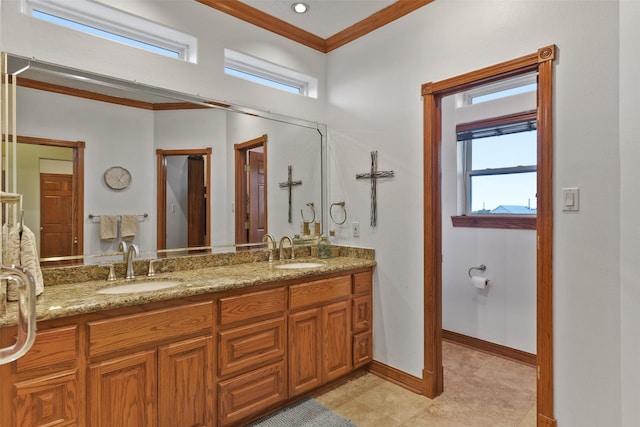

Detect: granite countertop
[0, 256, 375, 327]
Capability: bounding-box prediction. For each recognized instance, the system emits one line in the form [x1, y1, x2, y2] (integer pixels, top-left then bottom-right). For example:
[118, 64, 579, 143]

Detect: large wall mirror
[1, 53, 327, 266]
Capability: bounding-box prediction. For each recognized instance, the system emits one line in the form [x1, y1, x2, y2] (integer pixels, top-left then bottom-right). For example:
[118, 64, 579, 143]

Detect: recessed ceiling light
[291, 2, 309, 14]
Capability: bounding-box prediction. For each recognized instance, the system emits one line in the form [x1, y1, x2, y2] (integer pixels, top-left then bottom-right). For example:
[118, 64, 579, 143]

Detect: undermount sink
[97, 280, 182, 294]
[275, 262, 326, 269]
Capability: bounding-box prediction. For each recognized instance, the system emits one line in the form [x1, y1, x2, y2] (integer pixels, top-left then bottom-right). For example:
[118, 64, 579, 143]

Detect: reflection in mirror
[156, 148, 211, 255]
[2, 53, 326, 266]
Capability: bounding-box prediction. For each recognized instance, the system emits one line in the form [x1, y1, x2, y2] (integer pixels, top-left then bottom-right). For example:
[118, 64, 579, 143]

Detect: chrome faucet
[278, 236, 294, 261]
[125, 243, 140, 279]
[118, 241, 128, 262]
[262, 234, 276, 263]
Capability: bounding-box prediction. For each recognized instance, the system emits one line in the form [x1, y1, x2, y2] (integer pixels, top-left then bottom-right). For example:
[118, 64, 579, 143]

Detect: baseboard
[443, 329, 536, 367]
[367, 360, 423, 394]
[538, 413, 558, 426]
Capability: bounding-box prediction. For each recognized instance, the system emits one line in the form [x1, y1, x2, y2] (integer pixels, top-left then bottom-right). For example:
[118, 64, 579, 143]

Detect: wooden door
[248, 151, 265, 243]
[40, 173, 74, 261]
[288, 308, 322, 397]
[89, 350, 157, 427]
[187, 155, 206, 248]
[158, 336, 215, 427]
[322, 300, 352, 382]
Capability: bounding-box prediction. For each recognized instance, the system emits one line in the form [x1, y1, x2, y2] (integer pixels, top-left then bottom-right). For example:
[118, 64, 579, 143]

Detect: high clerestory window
[23, 0, 197, 62]
[224, 49, 318, 98]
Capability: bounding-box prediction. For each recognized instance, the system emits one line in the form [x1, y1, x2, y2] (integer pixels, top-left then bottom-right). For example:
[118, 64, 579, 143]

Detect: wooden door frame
[234, 134, 267, 246]
[15, 135, 85, 260]
[156, 148, 212, 251]
[422, 46, 556, 426]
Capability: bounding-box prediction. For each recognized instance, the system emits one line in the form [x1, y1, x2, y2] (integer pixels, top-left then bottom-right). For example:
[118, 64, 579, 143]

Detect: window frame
[224, 49, 318, 98]
[23, 0, 197, 63]
[452, 110, 538, 230]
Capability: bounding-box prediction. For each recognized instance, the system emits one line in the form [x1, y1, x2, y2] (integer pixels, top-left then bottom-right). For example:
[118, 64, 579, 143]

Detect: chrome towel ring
[301, 202, 316, 223]
[330, 201, 347, 225]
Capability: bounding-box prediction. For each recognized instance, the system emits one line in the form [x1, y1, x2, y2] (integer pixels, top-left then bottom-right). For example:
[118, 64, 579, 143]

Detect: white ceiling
[240, 0, 396, 39]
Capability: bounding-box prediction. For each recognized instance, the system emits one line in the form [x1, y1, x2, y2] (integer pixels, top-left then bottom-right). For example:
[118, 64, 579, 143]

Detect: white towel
[6, 225, 44, 300]
[120, 214, 138, 242]
[100, 215, 118, 241]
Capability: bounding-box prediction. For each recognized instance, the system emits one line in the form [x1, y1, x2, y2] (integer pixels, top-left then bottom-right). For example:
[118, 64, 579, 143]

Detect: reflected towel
[6, 225, 44, 300]
[120, 214, 138, 242]
[100, 215, 118, 241]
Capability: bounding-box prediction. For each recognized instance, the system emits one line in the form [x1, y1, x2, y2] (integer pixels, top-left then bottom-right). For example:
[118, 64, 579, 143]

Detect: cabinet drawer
[218, 361, 286, 426]
[17, 326, 77, 373]
[289, 276, 350, 310]
[219, 287, 286, 327]
[219, 317, 285, 377]
[353, 331, 373, 368]
[89, 301, 213, 357]
[352, 270, 372, 295]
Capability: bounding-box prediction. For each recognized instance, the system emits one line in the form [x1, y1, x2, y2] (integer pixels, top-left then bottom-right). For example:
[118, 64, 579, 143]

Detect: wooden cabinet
[88, 301, 214, 427]
[89, 350, 157, 427]
[351, 271, 373, 367]
[288, 308, 322, 396]
[158, 336, 214, 427]
[2, 325, 81, 427]
[217, 287, 287, 426]
[1, 266, 374, 427]
[288, 276, 352, 398]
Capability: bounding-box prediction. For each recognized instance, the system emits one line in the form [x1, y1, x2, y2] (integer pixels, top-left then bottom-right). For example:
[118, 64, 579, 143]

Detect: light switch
[562, 188, 579, 211]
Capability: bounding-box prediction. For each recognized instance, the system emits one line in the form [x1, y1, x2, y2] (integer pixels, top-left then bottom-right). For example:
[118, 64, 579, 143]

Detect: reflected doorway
[5, 136, 85, 266]
[156, 148, 211, 253]
[234, 135, 267, 246]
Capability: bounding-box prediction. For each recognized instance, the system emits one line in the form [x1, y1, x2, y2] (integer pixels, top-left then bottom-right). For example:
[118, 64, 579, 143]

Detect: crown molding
[196, 0, 434, 53]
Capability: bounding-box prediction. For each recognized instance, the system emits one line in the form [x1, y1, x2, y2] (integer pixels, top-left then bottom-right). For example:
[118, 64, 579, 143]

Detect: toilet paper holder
[468, 264, 486, 277]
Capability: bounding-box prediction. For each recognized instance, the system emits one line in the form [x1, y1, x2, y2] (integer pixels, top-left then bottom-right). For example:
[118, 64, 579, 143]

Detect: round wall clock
[104, 166, 132, 190]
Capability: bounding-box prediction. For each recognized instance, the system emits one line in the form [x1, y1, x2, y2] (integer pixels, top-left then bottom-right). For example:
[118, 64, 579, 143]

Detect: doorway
[156, 148, 211, 252]
[422, 46, 556, 425]
[12, 136, 84, 265]
[234, 134, 267, 246]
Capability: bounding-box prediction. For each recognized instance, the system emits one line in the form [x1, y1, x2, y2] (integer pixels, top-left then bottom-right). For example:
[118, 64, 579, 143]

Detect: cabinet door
[352, 294, 372, 332]
[158, 336, 215, 427]
[288, 308, 322, 397]
[353, 331, 373, 368]
[323, 300, 352, 382]
[89, 350, 157, 427]
[12, 370, 79, 427]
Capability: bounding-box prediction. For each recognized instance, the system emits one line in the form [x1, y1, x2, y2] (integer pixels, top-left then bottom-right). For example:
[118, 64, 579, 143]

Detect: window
[452, 75, 538, 229]
[23, 0, 197, 62]
[224, 49, 318, 98]
[458, 112, 537, 215]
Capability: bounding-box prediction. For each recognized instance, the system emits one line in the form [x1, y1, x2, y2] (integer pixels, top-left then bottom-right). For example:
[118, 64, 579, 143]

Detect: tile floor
[315, 341, 536, 427]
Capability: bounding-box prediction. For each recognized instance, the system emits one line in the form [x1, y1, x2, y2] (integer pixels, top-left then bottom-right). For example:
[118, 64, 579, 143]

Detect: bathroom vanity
[0, 253, 374, 426]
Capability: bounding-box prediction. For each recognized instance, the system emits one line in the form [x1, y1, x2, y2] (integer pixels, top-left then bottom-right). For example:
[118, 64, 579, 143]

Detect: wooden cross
[279, 165, 302, 223]
[356, 151, 394, 227]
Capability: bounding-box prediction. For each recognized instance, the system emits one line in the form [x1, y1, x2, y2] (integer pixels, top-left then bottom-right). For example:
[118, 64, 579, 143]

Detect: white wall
[327, 1, 621, 426]
[164, 156, 189, 249]
[619, 1, 640, 426]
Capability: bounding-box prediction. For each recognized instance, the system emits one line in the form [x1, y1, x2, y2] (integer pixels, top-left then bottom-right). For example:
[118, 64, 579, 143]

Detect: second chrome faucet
[125, 243, 140, 279]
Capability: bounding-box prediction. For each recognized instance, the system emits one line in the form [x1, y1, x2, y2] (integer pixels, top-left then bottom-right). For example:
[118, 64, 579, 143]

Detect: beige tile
[318, 341, 537, 427]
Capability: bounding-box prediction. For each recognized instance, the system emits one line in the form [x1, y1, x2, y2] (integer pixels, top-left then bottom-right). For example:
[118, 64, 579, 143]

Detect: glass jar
[317, 236, 331, 259]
